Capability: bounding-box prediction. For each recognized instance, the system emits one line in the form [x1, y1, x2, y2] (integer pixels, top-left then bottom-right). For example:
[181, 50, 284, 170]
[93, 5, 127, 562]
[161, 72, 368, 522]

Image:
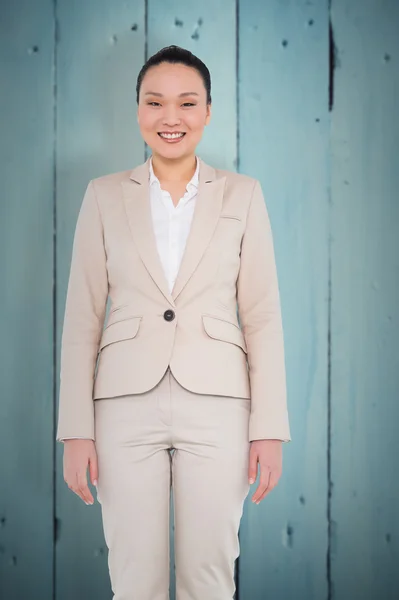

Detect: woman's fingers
[63, 439, 96, 505]
[248, 445, 258, 485]
[252, 468, 271, 504]
[88, 448, 99, 487]
[255, 470, 279, 504]
[77, 470, 94, 505]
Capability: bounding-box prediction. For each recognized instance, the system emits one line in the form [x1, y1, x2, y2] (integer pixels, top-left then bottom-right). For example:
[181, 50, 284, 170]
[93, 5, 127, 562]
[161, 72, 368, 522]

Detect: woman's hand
[248, 439, 283, 504]
[63, 439, 98, 505]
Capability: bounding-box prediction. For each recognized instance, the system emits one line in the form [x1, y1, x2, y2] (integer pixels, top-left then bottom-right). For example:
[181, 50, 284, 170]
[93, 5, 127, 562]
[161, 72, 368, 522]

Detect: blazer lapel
[171, 159, 226, 300]
[121, 155, 226, 307]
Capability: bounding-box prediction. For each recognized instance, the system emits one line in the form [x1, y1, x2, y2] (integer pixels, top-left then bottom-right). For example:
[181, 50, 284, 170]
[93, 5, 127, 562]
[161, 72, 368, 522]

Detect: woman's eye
[147, 102, 196, 107]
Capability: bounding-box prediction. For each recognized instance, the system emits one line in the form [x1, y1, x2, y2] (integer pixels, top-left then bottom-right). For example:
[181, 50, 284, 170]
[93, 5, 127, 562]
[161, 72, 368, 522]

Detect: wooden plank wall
[238, 1, 330, 598]
[0, 1, 55, 598]
[0, 1, 398, 599]
[330, 1, 399, 599]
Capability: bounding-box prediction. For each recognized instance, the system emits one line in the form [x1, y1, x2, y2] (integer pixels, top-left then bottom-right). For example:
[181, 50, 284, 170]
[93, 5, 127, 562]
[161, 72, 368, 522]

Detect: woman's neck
[151, 153, 197, 183]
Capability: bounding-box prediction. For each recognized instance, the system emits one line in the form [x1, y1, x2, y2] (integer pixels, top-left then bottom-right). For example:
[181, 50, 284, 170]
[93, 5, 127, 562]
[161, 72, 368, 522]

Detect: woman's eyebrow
[144, 91, 199, 97]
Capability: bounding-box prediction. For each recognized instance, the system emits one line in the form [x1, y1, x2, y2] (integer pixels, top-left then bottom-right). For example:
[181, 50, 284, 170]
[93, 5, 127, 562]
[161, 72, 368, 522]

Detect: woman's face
[137, 61, 211, 160]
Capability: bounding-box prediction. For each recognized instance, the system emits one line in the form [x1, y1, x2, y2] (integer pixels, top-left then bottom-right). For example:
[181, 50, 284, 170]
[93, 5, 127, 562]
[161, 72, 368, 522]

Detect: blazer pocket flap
[99, 316, 142, 351]
[220, 213, 242, 221]
[202, 315, 247, 353]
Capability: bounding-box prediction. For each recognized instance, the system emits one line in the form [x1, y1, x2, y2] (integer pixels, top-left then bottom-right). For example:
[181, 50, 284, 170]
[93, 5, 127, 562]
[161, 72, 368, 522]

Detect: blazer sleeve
[56, 180, 108, 442]
[237, 179, 291, 443]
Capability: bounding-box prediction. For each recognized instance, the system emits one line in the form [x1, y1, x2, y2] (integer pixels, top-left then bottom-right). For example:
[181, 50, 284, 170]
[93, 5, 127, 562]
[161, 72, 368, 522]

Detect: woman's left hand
[248, 439, 283, 504]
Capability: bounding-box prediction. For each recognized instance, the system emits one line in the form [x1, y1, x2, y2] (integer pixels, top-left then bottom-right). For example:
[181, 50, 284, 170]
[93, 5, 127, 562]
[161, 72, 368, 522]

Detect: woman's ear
[205, 105, 212, 126]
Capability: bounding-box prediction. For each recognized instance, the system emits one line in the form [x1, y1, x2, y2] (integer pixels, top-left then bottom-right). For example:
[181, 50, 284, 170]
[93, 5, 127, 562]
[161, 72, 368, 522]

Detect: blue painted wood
[238, 2, 330, 599]
[0, 1, 55, 598]
[330, 1, 399, 599]
[55, 2, 145, 599]
[1, 1, 398, 599]
[146, 2, 238, 597]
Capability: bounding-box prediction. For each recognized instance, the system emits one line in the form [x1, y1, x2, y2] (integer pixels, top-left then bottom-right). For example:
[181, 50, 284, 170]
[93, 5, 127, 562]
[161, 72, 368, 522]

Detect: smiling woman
[57, 43, 290, 600]
[135, 48, 211, 179]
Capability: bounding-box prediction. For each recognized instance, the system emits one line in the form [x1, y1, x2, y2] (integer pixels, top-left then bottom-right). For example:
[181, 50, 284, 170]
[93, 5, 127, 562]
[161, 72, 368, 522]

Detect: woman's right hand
[62, 439, 98, 505]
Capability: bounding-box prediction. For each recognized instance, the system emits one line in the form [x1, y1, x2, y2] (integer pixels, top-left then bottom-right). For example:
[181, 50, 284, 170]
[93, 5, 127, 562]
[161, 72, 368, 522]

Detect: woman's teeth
[158, 132, 185, 139]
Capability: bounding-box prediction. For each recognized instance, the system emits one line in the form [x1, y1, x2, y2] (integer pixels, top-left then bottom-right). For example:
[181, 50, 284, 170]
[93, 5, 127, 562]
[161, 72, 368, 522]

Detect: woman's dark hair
[136, 45, 212, 105]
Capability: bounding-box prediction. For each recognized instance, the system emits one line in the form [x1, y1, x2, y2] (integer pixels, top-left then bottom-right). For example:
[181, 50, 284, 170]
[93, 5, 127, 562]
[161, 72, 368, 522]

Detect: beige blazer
[56, 156, 291, 443]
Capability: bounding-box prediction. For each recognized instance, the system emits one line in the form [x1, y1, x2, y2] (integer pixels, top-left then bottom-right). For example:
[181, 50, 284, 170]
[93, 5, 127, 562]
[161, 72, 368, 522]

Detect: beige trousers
[94, 366, 251, 600]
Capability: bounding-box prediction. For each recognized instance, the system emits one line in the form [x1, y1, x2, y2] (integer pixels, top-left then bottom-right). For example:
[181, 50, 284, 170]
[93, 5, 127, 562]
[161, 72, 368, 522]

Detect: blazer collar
[128, 154, 213, 185]
[148, 154, 200, 190]
[121, 155, 226, 307]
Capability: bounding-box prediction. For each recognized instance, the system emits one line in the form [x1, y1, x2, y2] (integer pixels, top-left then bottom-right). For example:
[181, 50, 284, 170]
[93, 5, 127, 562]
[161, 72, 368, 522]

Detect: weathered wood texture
[330, 1, 399, 599]
[0, 1, 55, 598]
[0, 0, 398, 599]
[238, 1, 330, 599]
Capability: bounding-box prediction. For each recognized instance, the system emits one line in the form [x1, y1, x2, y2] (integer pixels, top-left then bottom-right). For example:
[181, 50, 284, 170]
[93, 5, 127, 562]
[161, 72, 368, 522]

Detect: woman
[57, 45, 291, 600]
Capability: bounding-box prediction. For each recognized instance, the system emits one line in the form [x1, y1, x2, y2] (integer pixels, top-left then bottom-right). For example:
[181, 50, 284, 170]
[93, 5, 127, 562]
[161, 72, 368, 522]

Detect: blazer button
[163, 309, 175, 322]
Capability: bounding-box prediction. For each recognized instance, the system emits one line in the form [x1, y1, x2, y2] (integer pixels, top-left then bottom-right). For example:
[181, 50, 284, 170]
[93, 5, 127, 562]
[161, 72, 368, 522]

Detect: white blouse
[149, 154, 199, 293]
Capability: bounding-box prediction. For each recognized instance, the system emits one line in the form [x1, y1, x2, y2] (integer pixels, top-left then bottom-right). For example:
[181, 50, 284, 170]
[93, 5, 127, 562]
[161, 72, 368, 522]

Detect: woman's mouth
[157, 132, 186, 143]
